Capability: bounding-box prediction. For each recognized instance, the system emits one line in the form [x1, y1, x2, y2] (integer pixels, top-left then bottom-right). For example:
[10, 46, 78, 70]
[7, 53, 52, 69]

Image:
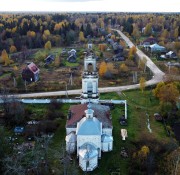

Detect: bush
[104, 70, 114, 79]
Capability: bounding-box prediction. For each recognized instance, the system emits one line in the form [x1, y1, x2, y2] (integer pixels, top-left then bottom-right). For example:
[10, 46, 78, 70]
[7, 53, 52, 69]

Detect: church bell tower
[81, 50, 99, 99]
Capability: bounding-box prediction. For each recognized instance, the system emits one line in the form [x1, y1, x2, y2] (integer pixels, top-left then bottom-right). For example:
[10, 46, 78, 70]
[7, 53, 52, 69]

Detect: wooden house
[22, 62, 40, 82]
[45, 55, 55, 65]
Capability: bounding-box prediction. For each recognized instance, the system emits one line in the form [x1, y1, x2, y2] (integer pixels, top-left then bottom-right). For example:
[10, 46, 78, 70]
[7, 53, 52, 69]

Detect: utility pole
[69, 72, 73, 86]
[65, 83, 68, 98]
[13, 77, 17, 87]
[24, 80, 27, 92]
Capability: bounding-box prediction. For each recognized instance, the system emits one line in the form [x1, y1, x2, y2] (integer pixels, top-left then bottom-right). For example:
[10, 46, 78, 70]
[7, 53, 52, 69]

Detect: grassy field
[2, 89, 170, 174]
[39, 89, 170, 175]
[87, 90, 170, 175]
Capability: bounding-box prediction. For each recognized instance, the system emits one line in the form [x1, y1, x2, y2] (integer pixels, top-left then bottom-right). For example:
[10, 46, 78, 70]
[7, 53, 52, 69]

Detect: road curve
[10, 29, 165, 98]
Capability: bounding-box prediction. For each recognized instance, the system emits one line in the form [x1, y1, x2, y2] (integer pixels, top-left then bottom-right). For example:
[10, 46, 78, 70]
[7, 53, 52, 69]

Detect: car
[154, 113, 163, 121]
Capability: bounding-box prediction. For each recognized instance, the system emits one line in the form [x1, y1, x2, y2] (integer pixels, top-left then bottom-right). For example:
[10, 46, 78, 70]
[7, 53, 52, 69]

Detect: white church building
[65, 50, 113, 172]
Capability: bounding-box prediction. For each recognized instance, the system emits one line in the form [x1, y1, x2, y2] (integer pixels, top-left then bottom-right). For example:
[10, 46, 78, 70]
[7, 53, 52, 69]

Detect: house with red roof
[22, 62, 40, 82]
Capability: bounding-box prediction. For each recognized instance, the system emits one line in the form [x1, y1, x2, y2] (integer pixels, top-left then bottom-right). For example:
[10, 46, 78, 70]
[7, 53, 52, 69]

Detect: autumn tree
[43, 29, 50, 41]
[132, 24, 140, 42]
[44, 41, 51, 50]
[111, 35, 116, 40]
[138, 145, 150, 160]
[160, 29, 169, 41]
[79, 31, 85, 42]
[128, 46, 137, 59]
[158, 83, 179, 104]
[174, 27, 179, 39]
[144, 23, 152, 36]
[9, 45, 17, 53]
[120, 40, 126, 48]
[152, 81, 165, 98]
[162, 147, 180, 175]
[98, 44, 107, 52]
[174, 42, 180, 53]
[139, 77, 146, 92]
[1, 49, 13, 66]
[138, 57, 147, 72]
[119, 63, 129, 76]
[99, 61, 107, 77]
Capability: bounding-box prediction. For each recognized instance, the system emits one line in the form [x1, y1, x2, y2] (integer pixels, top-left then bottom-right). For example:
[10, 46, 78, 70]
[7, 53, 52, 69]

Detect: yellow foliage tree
[138, 145, 150, 159]
[107, 63, 116, 74]
[158, 83, 179, 104]
[99, 61, 107, 77]
[13, 65, 18, 71]
[10, 45, 17, 53]
[174, 27, 179, 39]
[44, 41, 52, 50]
[120, 63, 129, 72]
[43, 29, 50, 41]
[139, 77, 146, 92]
[27, 31, 36, 38]
[132, 24, 140, 40]
[1, 49, 13, 66]
[120, 40, 126, 48]
[144, 23, 152, 36]
[79, 31, 85, 42]
[128, 46, 137, 60]
[111, 35, 116, 40]
[152, 81, 165, 98]
[98, 44, 107, 52]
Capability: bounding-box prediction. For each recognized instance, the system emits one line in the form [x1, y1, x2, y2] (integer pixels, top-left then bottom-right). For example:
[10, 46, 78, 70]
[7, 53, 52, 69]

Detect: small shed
[45, 55, 55, 65]
[22, 62, 40, 82]
[121, 129, 128, 140]
[14, 126, 24, 135]
[166, 51, 177, 59]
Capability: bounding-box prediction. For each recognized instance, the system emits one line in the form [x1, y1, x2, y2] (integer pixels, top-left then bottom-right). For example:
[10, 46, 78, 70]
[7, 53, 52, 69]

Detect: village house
[149, 43, 166, 53]
[45, 55, 55, 65]
[166, 51, 177, 59]
[22, 62, 40, 82]
[67, 49, 77, 63]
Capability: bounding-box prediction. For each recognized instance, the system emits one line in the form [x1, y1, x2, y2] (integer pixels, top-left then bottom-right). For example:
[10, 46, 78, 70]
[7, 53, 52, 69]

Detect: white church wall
[77, 135, 101, 157]
[66, 127, 76, 135]
[66, 141, 76, 153]
[79, 156, 98, 171]
[101, 142, 113, 152]
[102, 128, 112, 136]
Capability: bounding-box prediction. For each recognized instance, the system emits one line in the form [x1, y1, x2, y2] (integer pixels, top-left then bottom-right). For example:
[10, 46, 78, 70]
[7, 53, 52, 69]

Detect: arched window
[87, 63, 93, 72]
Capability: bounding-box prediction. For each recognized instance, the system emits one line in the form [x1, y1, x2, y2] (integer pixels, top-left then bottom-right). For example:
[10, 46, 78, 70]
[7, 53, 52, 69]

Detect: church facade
[65, 50, 113, 172]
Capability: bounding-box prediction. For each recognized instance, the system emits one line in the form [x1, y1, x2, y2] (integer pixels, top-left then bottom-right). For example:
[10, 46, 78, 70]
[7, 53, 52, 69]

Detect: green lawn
[90, 90, 170, 175]
[23, 90, 170, 175]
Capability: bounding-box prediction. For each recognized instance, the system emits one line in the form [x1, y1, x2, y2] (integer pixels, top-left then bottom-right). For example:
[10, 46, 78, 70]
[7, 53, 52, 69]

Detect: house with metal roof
[149, 43, 166, 53]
